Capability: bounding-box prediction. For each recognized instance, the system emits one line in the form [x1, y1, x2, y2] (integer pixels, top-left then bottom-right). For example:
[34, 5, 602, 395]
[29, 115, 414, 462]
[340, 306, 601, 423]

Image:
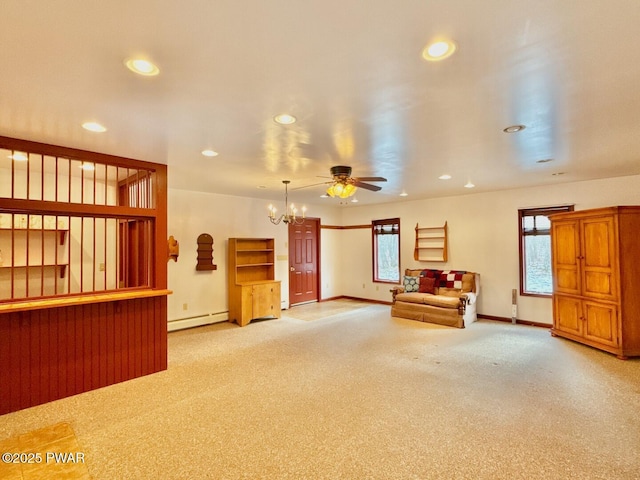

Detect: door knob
[290, 266, 295, 271]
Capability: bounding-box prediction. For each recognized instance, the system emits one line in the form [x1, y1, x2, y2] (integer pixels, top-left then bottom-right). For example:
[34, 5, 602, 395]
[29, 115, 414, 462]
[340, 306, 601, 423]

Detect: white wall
[167, 188, 341, 328]
[337, 174, 640, 325]
[168, 174, 639, 328]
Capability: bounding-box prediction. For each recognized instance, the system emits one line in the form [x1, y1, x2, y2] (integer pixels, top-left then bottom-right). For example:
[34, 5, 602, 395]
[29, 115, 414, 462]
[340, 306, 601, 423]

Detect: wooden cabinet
[227, 238, 281, 327]
[550, 206, 640, 358]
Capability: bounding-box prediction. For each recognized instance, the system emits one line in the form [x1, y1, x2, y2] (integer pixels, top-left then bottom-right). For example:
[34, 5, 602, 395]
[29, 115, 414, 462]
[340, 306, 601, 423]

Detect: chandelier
[268, 180, 306, 225]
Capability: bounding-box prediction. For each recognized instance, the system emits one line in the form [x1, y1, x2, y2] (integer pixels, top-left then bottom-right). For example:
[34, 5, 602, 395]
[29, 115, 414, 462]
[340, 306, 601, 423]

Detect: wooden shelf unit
[228, 238, 281, 327]
[414, 222, 448, 262]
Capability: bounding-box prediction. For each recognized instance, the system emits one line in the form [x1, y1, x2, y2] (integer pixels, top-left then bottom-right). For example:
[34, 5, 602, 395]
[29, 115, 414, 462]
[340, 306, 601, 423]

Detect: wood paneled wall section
[0, 296, 167, 415]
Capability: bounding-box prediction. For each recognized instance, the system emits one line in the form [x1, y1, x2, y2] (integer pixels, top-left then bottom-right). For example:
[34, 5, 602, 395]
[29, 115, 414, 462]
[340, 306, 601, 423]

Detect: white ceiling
[1, 1, 639, 207]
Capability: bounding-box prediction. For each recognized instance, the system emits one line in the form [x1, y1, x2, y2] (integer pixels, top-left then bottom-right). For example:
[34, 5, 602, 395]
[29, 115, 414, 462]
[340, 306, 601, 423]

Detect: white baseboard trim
[168, 311, 229, 332]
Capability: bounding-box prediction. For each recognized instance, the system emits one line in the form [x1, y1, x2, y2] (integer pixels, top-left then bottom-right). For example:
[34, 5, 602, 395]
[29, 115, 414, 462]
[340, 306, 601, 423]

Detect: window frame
[518, 205, 574, 297]
[372, 217, 401, 284]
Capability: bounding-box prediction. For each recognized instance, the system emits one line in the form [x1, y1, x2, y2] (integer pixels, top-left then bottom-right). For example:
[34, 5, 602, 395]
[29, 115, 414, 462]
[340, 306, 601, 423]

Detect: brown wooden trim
[321, 224, 371, 229]
[520, 292, 552, 299]
[154, 164, 168, 289]
[0, 198, 158, 219]
[0, 289, 172, 314]
[0, 135, 164, 170]
[477, 313, 551, 329]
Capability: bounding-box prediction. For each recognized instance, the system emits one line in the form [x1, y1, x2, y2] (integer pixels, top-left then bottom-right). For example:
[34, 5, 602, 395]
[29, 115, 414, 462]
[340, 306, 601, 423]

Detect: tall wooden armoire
[550, 206, 640, 359]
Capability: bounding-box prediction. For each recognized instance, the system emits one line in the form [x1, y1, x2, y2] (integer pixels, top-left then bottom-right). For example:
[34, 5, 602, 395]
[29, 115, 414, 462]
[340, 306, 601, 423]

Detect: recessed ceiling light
[9, 153, 28, 161]
[464, 181, 475, 188]
[125, 58, 160, 76]
[438, 174, 452, 180]
[536, 158, 553, 164]
[79, 163, 95, 171]
[274, 113, 297, 125]
[82, 122, 107, 133]
[422, 40, 457, 61]
[351, 198, 359, 203]
[399, 191, 409, 197]
[503, 125, 526, 133]
[201, 149, 219, 157]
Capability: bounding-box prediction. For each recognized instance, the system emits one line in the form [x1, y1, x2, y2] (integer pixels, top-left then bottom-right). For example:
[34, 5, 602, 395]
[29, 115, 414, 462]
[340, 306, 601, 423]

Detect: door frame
[288, 217, 321, 306]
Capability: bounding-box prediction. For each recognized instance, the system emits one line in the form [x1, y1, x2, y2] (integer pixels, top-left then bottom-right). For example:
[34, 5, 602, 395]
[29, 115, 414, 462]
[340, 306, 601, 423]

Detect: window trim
[518, 205, 574, 297]
[372, 217, 401, 284]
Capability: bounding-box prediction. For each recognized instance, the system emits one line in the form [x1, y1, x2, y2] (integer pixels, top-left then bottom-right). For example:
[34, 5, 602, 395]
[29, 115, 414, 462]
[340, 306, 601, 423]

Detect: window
[372, 218, 400, 283]
[518, 205, 573, 296]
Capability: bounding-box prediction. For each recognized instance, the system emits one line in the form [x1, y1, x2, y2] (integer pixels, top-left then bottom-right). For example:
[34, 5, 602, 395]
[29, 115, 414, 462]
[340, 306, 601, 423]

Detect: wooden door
[581, 215, 618, 301]
[288, 218, 319, 306]
[552, 220, 581, 296]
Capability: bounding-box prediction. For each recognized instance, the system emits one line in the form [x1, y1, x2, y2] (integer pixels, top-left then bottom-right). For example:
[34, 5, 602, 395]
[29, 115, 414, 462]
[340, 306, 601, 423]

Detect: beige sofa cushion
[436, 287, 463, 297]
[395, 292, 430, 304]
[395, 292, 461, 308]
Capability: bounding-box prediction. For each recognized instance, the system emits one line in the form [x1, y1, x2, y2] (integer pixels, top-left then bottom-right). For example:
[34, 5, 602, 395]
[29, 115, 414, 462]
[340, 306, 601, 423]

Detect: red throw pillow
[419, 276, 436, 294]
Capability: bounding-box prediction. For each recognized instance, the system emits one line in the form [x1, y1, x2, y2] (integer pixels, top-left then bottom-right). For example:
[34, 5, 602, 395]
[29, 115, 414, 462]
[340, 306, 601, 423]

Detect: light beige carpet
[284, 298, 374, 321]
[1, 302, 639, 479]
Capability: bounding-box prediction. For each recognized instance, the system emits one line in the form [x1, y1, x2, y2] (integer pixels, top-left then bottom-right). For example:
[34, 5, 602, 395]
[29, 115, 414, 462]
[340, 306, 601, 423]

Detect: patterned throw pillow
[420, 269, 442, 280]
[403, 276, 420, 292]
[439, 271, 465, 289]
[418, 276, 436, 294]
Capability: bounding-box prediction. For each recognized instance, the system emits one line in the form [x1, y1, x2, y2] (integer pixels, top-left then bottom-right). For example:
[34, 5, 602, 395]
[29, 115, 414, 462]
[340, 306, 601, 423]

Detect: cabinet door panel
[581, 217, 617, 301]
[252, 282, 280, 319]
[583, 300, 618, 347]
[552, 221, 581, 295]
[554, 295, 582, 336]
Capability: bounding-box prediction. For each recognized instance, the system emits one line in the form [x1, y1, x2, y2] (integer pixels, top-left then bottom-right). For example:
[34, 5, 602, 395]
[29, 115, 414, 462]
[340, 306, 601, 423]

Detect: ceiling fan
[295, 165, 387, 198]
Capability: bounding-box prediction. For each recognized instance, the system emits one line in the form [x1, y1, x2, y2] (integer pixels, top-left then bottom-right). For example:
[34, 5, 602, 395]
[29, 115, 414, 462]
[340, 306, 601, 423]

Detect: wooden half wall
[0, 293, 168, 414]
[0, 136, 170, 415]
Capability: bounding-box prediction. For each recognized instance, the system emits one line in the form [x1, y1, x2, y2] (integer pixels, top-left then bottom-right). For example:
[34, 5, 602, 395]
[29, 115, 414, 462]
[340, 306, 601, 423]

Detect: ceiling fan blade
[354, 181, 382, 192]
[292, 181, 331, 190]
[355, 176, 387, 182]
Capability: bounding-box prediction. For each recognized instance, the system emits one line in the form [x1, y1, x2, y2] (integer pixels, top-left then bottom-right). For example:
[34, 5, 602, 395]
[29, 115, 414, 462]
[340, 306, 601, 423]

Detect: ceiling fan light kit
[326, 182, 357, 198]
[291, 165, 387, 200]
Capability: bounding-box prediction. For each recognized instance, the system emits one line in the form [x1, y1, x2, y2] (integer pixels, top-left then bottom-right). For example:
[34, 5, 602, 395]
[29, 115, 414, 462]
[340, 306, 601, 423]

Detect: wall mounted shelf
[0, 227, 68, 245]
[414, 222, 448, 262]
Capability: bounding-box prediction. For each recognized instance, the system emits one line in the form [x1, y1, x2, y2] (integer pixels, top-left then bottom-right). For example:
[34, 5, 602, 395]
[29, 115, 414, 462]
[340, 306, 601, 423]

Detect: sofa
[390, 269, 480, 328]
